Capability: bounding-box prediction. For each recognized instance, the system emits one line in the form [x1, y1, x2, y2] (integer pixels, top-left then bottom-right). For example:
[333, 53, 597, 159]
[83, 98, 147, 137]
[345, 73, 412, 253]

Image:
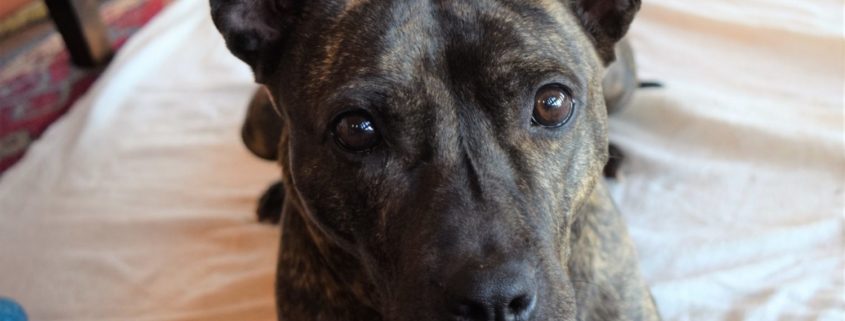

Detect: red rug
[0, 0, 172, 174]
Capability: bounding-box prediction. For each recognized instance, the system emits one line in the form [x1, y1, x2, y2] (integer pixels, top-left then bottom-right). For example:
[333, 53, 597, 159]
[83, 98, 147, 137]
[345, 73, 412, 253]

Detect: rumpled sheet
[0, 0, 842, 320]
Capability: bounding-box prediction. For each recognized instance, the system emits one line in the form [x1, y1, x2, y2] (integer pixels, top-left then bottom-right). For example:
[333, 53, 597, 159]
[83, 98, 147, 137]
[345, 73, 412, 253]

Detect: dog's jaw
[275, 198, 384, 321]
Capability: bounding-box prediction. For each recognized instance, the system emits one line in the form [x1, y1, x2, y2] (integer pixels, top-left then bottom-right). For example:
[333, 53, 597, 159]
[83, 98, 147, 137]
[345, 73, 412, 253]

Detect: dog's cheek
[531, 98, 606, 257]
[287, 143, 376, 243]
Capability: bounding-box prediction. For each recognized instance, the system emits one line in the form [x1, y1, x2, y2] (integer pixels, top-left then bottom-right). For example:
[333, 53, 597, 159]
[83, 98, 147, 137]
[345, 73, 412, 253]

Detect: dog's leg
[242, 88, 284, 161]
[242, 88, 287, 223]
[603, 39, 638, 116]
[257, 181, 285, 224]
[603, 143, 625, 179]
[602, 39, 667, 179]
[601, 40, 637, 179]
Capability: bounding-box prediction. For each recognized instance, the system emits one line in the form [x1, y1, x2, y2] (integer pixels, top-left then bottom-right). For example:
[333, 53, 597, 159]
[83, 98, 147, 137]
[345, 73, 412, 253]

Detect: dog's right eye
[331, 111, 381, 152]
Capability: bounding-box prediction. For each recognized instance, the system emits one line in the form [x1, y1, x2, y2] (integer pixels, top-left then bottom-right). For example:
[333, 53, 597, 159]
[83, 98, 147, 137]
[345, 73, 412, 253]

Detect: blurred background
[0, 0, 174, 173]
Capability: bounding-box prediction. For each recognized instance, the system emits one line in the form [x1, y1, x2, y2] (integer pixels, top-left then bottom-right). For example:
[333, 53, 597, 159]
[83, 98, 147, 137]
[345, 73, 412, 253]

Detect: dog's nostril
[507, 293, 534, 315]
[445, 261, 538, 321]
[448, 293, 536, 321]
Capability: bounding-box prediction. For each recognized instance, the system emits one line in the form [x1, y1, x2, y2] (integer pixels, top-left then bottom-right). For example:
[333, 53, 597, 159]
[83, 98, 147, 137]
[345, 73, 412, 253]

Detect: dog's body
[211, 0, 659, 320]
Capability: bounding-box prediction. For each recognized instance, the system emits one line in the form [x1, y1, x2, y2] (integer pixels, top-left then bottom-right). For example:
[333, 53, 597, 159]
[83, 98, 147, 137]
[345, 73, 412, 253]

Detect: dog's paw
[257, 181, 285, 224]
[603, 143, 625, 179]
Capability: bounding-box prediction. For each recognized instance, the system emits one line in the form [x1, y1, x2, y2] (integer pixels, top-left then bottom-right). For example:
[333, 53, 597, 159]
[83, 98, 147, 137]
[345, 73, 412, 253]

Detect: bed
[0, 0, 842, 320]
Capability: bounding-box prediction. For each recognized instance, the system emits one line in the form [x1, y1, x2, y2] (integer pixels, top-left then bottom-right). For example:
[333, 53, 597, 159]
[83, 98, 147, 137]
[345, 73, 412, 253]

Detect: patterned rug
[0, 0, 172, 174]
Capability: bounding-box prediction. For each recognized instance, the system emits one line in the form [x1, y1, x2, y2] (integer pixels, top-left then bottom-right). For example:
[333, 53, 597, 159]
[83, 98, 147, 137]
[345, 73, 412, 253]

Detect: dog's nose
[446, 261, 537, 321]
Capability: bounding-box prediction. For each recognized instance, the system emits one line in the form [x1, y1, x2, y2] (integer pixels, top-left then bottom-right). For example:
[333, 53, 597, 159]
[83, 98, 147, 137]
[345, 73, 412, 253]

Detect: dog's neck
[276, 197, 382, 321]
[567, 182, 660, 321]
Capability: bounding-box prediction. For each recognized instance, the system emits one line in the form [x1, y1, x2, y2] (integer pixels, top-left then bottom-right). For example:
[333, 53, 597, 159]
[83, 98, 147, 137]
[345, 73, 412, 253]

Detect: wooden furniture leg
[43, 0, 112, 67]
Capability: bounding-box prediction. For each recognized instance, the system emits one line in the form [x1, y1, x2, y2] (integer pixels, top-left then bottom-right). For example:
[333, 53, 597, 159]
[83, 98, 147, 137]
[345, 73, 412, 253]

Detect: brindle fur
[211, 0, 659, 320]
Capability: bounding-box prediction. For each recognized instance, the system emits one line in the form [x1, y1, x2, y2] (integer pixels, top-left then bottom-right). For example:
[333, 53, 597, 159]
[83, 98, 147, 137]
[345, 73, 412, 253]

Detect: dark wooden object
[43, 0, 112, 67]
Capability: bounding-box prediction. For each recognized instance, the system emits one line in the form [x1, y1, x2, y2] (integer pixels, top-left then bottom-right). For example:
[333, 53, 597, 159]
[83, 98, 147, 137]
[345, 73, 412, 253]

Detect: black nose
[446, 261, 537, 321]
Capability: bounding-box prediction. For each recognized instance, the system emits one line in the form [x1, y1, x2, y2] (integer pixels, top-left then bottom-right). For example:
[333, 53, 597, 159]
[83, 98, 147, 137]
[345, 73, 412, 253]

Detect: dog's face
[213, 0, 638, 320]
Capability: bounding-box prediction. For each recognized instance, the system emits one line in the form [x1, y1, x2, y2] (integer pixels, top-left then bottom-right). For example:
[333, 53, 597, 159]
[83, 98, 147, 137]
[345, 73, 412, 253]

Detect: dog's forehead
[309, 0, 599, 93]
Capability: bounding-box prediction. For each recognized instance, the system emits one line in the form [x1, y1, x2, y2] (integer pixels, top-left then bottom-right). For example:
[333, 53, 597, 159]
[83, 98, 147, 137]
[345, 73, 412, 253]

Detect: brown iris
[532, 84, 575, 128]
[332, 111, 380, 152]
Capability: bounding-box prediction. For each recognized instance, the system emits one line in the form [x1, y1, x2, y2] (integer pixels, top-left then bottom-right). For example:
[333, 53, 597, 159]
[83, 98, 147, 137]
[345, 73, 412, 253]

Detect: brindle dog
[210, 0, 660, 320]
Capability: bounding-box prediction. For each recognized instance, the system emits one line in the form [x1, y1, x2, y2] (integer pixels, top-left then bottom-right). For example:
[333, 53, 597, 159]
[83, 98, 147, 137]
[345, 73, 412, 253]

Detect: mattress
[0, 0, 842, 320]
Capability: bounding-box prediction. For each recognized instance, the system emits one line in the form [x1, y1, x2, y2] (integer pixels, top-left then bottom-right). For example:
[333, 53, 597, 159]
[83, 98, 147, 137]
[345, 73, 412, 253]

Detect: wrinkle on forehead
[377, 0, 439, 84]
[314, 0, 436, 89]
[317, 0, 599, 85]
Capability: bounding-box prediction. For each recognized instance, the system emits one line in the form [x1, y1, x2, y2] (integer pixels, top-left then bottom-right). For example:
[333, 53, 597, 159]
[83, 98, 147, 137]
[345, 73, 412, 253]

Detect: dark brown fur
[210, 0, 659, 320]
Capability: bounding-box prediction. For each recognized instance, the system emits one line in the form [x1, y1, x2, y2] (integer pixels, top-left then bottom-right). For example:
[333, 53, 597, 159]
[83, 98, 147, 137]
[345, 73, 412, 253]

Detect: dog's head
[212, 0, 638, 320]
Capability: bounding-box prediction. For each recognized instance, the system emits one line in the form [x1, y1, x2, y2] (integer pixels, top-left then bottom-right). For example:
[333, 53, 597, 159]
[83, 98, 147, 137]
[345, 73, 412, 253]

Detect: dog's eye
[332, 111, 380, 152]
[532, 84, 574, 128]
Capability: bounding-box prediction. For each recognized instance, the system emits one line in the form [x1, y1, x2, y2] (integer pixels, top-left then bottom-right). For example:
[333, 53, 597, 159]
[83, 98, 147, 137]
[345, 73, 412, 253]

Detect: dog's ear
[569, 0, 640, 64]
[210, 0, 304, 82]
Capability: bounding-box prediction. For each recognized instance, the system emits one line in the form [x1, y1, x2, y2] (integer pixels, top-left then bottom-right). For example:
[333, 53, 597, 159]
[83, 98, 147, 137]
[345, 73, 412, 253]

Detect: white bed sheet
[0, 0, 842, 320]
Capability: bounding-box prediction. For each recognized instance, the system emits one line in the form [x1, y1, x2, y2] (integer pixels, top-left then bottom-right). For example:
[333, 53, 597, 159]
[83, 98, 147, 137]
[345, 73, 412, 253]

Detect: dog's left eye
[532, 84, 575, 128]
[332, 111, 381, 152]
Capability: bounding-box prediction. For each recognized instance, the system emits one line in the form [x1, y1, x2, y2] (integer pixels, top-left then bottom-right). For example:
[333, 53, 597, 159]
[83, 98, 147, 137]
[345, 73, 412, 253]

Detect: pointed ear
[210, 0, 303, 82]
[569, 0, 640, 65]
